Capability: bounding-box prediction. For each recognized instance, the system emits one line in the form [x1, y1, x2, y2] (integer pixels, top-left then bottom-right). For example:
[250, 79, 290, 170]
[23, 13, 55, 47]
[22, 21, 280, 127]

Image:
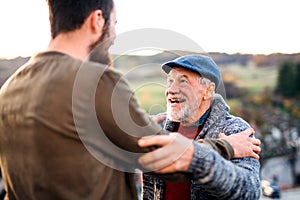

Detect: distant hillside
[1, 52, 300, 88]
[113, 51, 300, 71]
[209, 52, 300, 67]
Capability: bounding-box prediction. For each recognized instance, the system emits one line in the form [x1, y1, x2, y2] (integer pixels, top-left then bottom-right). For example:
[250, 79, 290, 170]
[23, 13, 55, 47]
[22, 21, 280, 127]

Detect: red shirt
[164, 125, 202, 200]
[164, 181, 191, 200]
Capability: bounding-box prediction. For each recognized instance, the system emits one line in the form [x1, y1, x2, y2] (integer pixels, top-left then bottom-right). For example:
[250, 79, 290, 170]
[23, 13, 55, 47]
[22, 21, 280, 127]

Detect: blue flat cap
[162, 54, 221, 88]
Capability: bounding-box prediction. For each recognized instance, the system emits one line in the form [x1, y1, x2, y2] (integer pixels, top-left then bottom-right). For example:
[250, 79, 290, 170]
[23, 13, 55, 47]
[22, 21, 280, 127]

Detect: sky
[0, 0, 299, 59]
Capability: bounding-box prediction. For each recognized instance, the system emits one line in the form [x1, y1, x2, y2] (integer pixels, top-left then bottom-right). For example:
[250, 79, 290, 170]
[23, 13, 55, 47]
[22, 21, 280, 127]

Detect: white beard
[167, 102, 196, 124]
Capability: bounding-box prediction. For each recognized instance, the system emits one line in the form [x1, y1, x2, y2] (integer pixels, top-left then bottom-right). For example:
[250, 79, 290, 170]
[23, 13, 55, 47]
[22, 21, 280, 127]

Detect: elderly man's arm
[138, 133, 261, 200]
[198, 128, 261, 160]
[218, 128, 261, 159]
[153, 115, 261, 160]
[189, 142, 261, 199]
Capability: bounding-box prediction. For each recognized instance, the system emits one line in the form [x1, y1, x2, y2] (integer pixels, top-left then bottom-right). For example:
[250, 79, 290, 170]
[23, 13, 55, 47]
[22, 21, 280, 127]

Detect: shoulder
[80, 61, 131, 90]
[83, 61, 122, 78]
[223, 113, 250, 134]
[210, 94, 250, 134]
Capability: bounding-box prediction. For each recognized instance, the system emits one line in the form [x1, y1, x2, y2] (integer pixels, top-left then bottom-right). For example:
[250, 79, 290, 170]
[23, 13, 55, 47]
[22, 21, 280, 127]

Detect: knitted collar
[188, 108, 211, 127]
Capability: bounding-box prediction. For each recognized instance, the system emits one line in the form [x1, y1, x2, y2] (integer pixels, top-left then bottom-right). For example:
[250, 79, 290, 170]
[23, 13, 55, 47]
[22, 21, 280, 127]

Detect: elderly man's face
[165, 67, 208, 125]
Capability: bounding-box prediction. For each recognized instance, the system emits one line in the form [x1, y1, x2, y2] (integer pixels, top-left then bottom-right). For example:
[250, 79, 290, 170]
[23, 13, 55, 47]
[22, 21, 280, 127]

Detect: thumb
[218, 132, 226, 138]
[242, 128, 255, 137]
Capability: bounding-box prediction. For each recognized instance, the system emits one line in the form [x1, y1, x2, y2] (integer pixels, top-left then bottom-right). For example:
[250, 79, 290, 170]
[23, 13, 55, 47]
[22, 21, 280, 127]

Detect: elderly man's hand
[219, 128, 261, 160]
[138, 133, 194, 173]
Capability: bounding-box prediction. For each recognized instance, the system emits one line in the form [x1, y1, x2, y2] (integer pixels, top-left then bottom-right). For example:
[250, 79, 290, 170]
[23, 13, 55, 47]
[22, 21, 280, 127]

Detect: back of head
[47, 0, 114, 39]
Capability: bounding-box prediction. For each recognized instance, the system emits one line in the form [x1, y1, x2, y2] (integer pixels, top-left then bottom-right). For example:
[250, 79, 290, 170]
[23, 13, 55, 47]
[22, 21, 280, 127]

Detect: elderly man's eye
[166, 79, 173, 86]
[180, 79, 188, 83]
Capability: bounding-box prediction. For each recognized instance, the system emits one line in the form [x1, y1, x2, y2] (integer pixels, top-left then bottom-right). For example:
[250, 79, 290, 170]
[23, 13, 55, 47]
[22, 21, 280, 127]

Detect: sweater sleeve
[187, 142, 261, 199]
[197, 138, 234, 160]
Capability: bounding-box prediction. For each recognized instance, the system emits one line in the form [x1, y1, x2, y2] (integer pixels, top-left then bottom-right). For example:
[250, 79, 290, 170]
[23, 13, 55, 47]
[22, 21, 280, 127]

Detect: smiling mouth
[169, 98, 186, 104]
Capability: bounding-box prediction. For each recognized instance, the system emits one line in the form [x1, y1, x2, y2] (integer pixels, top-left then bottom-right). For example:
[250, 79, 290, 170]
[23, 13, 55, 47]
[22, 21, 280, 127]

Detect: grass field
[221, 64, 278, 94]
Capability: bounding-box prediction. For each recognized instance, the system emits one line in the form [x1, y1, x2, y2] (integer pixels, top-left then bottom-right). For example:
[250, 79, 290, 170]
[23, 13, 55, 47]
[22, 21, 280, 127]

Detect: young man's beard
[89, 40, 113, 66]
[89, 24, 113, 66]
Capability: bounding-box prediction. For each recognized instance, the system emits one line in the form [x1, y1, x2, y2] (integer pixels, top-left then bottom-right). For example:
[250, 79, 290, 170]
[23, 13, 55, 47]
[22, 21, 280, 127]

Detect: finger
[218, 132, 226, 138]
[139, 157, 174, 171]
[140, 145, 192, 172]
[241, 128, 255, 136]
[251, 152, 260, 160]
[252, 145, 261, 154]
[138, 134, 176, 148]
[139, 134, 193, 171]
[154, 164, 177, 174]
[251, 138, 261, 146]
[138, 146, 176, 170]
[138, 135, 178, 165]
[139, 150, 172, 168]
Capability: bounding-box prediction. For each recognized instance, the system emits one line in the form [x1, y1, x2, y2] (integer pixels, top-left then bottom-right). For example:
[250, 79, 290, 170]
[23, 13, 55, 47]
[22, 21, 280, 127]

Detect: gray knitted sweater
[143, 94, 261, 200]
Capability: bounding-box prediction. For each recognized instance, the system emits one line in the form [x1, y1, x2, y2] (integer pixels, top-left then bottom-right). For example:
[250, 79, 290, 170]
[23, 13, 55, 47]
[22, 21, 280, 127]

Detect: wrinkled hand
[138, 133, 194, 173]
[219, 128, 261, 160]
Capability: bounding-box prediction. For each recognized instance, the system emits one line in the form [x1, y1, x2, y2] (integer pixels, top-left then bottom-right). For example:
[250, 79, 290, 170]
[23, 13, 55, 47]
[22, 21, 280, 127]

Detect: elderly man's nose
[167, 82, 180, 94]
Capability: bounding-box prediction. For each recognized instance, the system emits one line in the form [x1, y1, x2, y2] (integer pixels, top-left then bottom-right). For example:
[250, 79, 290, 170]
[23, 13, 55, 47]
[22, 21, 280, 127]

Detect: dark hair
[47, 0, 114, 38]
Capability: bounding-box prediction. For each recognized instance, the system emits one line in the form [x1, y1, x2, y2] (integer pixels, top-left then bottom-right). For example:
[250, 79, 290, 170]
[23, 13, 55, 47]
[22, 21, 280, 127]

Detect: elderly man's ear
[203, 83, 215, 100]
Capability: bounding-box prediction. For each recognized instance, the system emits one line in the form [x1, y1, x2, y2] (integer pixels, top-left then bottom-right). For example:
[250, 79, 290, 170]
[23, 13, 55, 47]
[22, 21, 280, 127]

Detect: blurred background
[1, 50, 300, 199]
[1, 0, 300, 199]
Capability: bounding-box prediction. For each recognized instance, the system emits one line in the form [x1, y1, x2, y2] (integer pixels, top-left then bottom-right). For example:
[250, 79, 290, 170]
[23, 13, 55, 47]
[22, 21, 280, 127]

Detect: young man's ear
[90, 10, 105, 34]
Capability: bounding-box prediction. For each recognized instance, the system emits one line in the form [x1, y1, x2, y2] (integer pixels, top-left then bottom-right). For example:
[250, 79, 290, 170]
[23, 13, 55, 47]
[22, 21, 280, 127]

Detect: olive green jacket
[0, 52, 234, 200]
[0, 52, 165, 200]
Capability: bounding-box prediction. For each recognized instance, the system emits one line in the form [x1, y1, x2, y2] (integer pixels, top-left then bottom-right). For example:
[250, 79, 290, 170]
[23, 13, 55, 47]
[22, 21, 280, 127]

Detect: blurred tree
[296, 63, 300, 95]
[276, 62, 297, 97]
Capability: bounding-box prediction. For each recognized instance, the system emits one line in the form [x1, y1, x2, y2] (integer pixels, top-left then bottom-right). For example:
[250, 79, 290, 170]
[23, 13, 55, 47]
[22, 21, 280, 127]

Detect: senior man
[139, 54, 261, 200]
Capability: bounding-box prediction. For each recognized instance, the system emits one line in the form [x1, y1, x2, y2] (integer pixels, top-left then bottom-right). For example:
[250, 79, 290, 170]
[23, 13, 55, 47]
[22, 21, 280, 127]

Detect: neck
[47, 31, 92, 60]
[187, 102, 211, 126]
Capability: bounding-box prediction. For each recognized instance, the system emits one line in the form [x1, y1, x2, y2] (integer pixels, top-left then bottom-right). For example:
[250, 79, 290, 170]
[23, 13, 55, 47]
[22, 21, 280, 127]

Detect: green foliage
[296, 63, 300, 92]
[276, 61, 300, 97]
